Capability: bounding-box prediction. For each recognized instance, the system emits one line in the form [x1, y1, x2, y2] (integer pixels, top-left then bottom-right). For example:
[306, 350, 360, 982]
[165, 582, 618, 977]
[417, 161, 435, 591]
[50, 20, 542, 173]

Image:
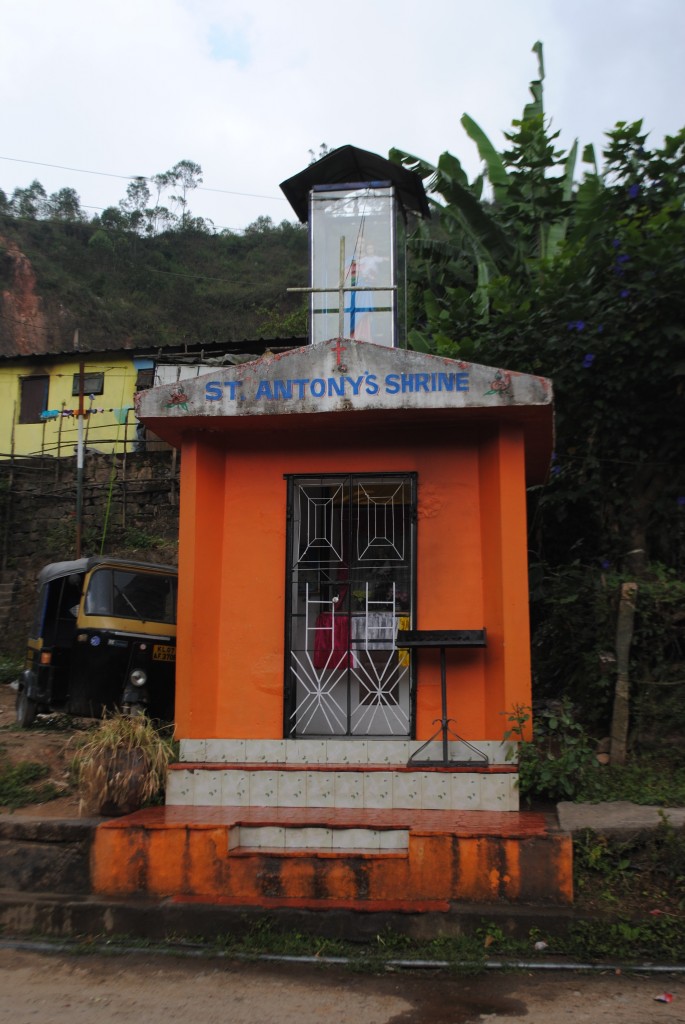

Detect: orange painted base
[92, 806, 573, 908]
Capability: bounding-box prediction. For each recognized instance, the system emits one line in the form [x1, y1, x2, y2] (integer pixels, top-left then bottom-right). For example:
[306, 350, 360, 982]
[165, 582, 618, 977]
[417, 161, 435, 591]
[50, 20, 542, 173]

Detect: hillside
[0, 212, 309, 357]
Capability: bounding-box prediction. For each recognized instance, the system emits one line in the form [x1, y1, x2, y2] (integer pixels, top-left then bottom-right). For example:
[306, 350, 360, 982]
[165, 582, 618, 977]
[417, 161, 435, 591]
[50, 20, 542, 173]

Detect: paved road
[1, 947, 683, 1024]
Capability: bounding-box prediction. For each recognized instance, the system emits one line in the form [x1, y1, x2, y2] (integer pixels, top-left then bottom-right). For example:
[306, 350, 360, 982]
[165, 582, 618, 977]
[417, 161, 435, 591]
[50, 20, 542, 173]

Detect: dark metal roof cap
[280, 144, 431, 223]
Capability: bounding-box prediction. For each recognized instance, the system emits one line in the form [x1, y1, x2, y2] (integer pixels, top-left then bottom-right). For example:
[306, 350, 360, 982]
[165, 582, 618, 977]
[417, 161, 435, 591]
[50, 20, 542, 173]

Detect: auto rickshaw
[16, 556, 178, 727]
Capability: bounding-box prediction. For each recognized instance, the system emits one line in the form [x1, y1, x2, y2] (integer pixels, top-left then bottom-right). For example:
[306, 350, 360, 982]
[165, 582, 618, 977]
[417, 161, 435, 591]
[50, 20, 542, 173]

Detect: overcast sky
[2, 0, 684, 233]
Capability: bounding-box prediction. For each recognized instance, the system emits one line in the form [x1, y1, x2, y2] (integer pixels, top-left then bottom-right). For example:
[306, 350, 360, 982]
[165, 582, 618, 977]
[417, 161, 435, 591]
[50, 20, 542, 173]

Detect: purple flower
[600, 559, 611, 570]
[620, 288, 630, 299]
[678, 496, 685, 507]
[582, 354, 595, 368]
[597, 324, 604, 333]
[612, 238, 621, 248]
[628, 183, 640, 199]
[567, 320, 586, 332]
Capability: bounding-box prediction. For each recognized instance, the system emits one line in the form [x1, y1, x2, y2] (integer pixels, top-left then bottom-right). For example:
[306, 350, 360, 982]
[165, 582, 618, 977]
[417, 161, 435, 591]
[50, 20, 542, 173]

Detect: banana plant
[391, 42, 586, 352]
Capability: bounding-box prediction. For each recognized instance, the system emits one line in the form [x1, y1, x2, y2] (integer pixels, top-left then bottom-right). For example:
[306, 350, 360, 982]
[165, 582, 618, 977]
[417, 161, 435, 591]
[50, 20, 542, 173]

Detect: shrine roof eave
[141, 402, 553, 485]
[138, 340, 554, 485]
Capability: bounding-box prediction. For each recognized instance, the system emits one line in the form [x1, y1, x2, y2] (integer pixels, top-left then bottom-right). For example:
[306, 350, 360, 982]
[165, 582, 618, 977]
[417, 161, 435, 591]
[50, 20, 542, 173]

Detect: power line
[0, 155, 286, 203]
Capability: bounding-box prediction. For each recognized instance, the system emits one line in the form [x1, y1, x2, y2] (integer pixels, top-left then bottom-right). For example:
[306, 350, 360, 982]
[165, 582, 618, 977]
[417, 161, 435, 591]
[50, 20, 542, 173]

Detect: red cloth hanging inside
[313, 612, 352, 670]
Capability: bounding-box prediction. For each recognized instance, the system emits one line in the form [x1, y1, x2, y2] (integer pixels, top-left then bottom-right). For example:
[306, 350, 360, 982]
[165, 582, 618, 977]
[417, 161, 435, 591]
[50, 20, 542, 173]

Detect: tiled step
[178, 738, 512, 765]
[232, 823, 409, 853]
[167, 761, 518, 812]
[170, 736, 519, 812]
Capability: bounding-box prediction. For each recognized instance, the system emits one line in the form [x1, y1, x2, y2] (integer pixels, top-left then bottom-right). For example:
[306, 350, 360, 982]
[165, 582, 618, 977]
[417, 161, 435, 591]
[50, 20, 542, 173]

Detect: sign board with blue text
[138, 339, 552, 424]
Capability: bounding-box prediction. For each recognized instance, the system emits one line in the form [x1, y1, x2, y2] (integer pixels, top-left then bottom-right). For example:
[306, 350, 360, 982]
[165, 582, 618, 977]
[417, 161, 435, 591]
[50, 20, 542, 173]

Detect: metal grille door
[285, 475, 415, 737]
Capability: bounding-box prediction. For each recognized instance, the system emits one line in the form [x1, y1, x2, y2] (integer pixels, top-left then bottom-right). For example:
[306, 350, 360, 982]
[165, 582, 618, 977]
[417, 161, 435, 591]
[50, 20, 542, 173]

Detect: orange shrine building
[92, 147, 573, 910]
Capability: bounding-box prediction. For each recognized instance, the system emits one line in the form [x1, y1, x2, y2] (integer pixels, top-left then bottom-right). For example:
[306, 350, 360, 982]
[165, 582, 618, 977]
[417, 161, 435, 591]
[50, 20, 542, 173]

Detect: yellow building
[0, 353, 153, 459]
[0, 344, 289, 460]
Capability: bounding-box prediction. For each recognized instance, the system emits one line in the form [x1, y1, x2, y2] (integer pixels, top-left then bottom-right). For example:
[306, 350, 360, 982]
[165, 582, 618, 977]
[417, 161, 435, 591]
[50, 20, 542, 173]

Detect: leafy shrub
[504, 700, 596, 802]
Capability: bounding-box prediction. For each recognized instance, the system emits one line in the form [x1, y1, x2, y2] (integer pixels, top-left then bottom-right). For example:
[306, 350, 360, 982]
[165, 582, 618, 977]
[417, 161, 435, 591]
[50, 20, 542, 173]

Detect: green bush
[505, 700, 597, 803]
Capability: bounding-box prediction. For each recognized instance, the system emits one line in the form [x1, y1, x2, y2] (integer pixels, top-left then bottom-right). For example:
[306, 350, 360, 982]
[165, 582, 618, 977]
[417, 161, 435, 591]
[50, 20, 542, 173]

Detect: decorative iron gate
[285, 474, 416, 737]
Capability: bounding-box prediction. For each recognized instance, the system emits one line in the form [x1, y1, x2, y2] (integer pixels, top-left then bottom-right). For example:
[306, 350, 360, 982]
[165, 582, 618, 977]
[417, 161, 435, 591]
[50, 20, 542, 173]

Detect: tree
[244, 215, 275, 234]
[166, 160, 203, 230]
[308, 143, 332, 164]
[391, 42, 579, 353]
[10, 180, 48, 219]
[119, 177, 152, 234]
[392, 45, 685, 734]
[47, 187, 85, 222]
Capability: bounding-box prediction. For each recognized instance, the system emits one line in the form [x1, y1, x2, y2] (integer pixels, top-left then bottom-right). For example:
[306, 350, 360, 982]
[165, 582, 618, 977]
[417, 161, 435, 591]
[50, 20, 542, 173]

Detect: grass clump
[574, 818, 685, 914]
[0, 746, 61, 809]
[577, 748, 685, 805]
[70, 713, 173, 815]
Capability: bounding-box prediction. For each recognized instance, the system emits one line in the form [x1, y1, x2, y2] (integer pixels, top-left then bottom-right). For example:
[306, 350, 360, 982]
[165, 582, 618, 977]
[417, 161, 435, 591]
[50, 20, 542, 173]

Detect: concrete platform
[0, 801, 680, 943]
[557, 801, 685, 835]
[91, 805, 574, 908]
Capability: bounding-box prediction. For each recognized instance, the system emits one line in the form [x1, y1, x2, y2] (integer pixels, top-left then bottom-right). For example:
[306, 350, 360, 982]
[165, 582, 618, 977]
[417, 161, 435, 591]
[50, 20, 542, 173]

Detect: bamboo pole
[610, 581, 638, 766]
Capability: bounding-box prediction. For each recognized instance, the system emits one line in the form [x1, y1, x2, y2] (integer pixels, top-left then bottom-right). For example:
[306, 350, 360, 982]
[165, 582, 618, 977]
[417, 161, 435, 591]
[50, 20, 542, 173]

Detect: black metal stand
[396, 629, 488, 767]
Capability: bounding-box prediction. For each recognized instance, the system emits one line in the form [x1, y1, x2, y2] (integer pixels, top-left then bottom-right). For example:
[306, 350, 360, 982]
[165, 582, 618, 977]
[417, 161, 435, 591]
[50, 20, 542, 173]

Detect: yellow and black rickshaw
[16, 556, 178, 727]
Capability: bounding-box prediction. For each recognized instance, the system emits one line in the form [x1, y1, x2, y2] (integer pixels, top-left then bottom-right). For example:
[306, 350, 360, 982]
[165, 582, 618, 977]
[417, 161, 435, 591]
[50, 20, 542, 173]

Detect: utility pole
[75, 334, 84, 558]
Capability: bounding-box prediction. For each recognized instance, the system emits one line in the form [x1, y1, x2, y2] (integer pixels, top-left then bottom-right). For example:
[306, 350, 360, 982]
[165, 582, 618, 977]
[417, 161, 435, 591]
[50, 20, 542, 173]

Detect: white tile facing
[484, 740, 514, 762]
[277, 771, 307, 806]
[283, 827, 333, 849]
[245, 740, 287, 763]
[445, 739, 512, 763]
[366, 741, 410, 765]
[306, 772, 335, 808]
[204, 740, 231, 763]
[379, 829, 410, 851]
[178, 737, 513, 767]
[248, 771, 279, 807]
[363, 771, 393, 809]
[481, 773, 518, 811]
[221, 770, 249, 806]
[332, 828, 381, 850]
[407, 740, 444, 764]
[333, 772, 364, 808]
[324, 740, 356, 764]
[203, 739, 246, 763]
[319, 740, 367, 765]
[165, 770, 193, 805]
[392, 772, 421, 809]
[420, 772, 451, 810]
[239, 826, 286, 849]
[282, 827, 314, 849]
[446, 742, 488, 765]
[193, 770, 223, 806]
[179, 739, 206, 763]
[285, 740, 328, 764]
[450, 773, 482, 810]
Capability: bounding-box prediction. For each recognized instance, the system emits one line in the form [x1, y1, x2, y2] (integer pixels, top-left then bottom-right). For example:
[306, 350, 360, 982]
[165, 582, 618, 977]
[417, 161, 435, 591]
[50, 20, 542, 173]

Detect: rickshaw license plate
[152, 644, 175, 662]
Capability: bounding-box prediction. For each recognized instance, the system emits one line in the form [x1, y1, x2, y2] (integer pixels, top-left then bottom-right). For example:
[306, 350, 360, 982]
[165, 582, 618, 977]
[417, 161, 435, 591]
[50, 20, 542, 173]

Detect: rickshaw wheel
[16, 687, 38, 728]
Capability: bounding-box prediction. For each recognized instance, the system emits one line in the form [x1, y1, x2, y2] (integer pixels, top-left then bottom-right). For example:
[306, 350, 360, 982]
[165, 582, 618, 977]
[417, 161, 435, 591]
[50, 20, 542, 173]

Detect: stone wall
[0, 451, 180, 655]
